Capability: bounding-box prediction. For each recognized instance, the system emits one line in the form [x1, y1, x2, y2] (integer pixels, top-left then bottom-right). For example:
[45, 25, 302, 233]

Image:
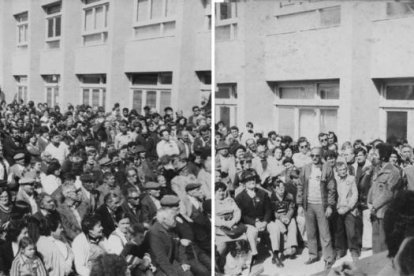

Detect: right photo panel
[214, 1, 414, 275]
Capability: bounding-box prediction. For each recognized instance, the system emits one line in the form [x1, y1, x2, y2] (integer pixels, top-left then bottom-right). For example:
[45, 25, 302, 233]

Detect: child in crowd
[10, 236, 47, 276]
[224, 239, 252, 276]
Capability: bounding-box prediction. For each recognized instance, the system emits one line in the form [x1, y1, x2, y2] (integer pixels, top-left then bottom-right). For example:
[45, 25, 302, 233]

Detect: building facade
[215, 0, 414, 145]
[0, 0, 211, 116]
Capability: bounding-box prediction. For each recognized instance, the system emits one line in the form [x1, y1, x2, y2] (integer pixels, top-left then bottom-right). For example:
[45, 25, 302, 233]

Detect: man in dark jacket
[297, 147, 336, 270]
[235, 169, 271, 263]
[95, 192, 121, 237]
[147, 208, 193, 276]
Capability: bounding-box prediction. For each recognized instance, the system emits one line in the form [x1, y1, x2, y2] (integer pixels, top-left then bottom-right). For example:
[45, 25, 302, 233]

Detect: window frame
[132, 0, 177, 40]
[79, 75, 107, 107]
[129, 72, 173, 113]
[215, 2, 238, 42]
[44, 3, 62, 44]
[215, 83, 238, 126]
[43, 75, 60, 107]
[81, 0, 110, 46]
[15, 76, 28, 103]
[15, 12, 29, 47]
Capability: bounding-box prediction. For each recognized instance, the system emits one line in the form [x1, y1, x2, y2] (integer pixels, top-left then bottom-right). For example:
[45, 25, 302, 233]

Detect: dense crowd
[0, 99, 212, 276]
[214, 121, 414, 276]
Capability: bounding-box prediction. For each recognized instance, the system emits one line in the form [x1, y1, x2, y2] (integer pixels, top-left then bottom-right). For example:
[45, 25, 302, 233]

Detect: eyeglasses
[128, 174, 137, 177]
[320, 139, 327, 142]
[310, 154, 320, 158]
[128, 197, 139, 200]
[299, 145, 308, 149]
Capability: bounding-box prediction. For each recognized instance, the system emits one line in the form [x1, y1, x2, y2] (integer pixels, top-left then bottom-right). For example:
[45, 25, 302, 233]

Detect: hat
[80, 174, 94, 182]
[19, 177, 35, 185]
[98, 157, 111, 166]
[282, 157, 294, 165]
[136, 145, 146, 153]
[13, 153, 25, 161]
[240, 169, 258, 183]
[185, 182, 201, 192]
[230, 144, 246, 156]
[216, 141, 229, 151]
[160, 195, 180, 207]
[145, 182, 161, 190]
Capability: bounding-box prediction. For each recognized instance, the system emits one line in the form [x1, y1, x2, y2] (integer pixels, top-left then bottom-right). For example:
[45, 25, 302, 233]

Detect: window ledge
[46, 37, 60, 43]
[82, 30, 108, 36]
[267, 24, 340, 37]
[216, 18, 238, 27]
[372, 14, 414, 22]
[130, 34, 175, 42]
[17, 43, 28, 48]
[133, 18, 176, 28]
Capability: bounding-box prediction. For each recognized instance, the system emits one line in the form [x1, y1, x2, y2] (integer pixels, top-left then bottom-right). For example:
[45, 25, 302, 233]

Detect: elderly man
[297, 147, 336, 270]
[252, 144, 283, 185]
[95, 192, 122, 238]
[148, 208, 193, 276]
[121, 187, 145, 227]
[16, 176, 39, 214]
[141, 182, 162, 225]
[235, 169, 272, 264]
[33, 192, 58, 223]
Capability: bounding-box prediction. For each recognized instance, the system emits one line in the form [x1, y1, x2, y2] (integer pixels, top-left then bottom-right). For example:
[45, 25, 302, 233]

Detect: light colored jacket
[72, 233, 108, 276]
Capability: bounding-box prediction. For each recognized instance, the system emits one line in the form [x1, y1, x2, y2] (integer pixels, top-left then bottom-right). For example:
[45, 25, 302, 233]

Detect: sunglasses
[129, 197, 139, 200]
[310, 154, 320, 158]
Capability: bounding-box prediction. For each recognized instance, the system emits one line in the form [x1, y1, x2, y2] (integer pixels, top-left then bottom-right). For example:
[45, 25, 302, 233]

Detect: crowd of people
[0, 98, 212, 276]
[214, 121, 414, 275]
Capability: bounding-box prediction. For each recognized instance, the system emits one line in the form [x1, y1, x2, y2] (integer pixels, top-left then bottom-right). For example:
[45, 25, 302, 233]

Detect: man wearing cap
[235, 168, 272, 263]
[140, 182, 162, 225]
[156, 129, 180, 158]
[171, 155, 198, 200]
[8, 153, 26, 182]
[216, 141, 236, 183]
[16, 176, 38, 214]
[114, 120, 134, 150]
[45, 130, 69, 165]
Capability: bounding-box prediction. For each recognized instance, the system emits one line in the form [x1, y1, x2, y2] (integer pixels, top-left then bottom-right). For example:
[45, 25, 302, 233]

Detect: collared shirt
[114, 132, 134, 149]
[10, 253, 47, 276]
[45, 142, 69, 165]
[308, 165, 322, 204]
[156, 140, 180, 158]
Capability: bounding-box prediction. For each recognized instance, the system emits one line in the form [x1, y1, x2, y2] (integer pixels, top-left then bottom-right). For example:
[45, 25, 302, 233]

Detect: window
[216, 83, 237, 127]
[129, 72, 172, 113]
[15, 12, 28, 47]
[273, 81, 339, 142]
[44, 2, 62, 49]
[386, 2, 414, 17]
[43, 75, 60, 107]
[15, 76, 28, 103]
[133, 0, 176, 39]
[79, 74, 106, 107]
[275, 6, 340, 33]
[82, 0, 109, 46]
[386, 111, 407, 142]
[215, 2, 238, 42]
[197, 71, 211, 107]
[204, 0, 212, 30]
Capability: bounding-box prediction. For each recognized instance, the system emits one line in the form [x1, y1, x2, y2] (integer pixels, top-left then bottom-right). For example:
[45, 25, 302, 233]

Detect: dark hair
[46, 162, 61, 176]
[90, 254, 127, 276]
[376, 143, 393, 162]
[46, 212, 61, 233]
[384, 191, 414, 258]
[327, 131, 338, 143]
[114, 209, 129, 223]
[268, 131, 277, 138]
[396, 237, 414, 276]
[354, 147, 367, 156]
[271, 178, 284, 189]
[324, 150, 338, 160]
[18, 236, 35, 251]
[215, 182, 227, 192]
[6, 219, 28, 242]
[81, 214, 101, 235]
[318, 132, 327, 140]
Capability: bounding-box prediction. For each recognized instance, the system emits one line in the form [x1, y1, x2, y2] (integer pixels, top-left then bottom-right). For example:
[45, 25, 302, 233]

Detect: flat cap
[13, 153, 25, 160]
[216, 141, 229, 151]
[19, 177, 35, 185]
[185, 182, 201, 192]
[98, 157, 111, 166]
[145, 182, 161, 190]
[160, 195, 180, 207]
[240, 168, 258, 183]
[136, 145, 146, 153]
[80, 174, 94, 182]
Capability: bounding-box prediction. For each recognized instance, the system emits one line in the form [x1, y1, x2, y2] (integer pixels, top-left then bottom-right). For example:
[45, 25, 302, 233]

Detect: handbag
[219, 223, 247, 239]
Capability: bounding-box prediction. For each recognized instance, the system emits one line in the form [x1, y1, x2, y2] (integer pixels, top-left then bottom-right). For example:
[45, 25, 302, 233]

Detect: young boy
[335, 161, 361, 262]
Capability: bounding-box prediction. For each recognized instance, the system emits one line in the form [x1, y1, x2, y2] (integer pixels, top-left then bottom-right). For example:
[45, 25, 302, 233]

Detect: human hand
[298, 206, 304, 217]
[181, 264, 191, 271]
[325, 206, 333, 218]
[180, 239, 191, 246]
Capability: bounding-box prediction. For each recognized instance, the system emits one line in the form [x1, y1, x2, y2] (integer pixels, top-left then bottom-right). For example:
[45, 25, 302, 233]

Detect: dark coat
[147, 222, 188, 276]
[296, 163, 336, 211]
[0, 241, 14, 275]
[235, 188, 272, 226]
[120, 201, 144, 226]
[95, 204, 117, 238]
[140, 195, 158, 224]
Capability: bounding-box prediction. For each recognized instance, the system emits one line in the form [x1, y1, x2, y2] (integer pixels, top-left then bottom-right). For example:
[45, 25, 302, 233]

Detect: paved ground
[250, 248, 373, 276]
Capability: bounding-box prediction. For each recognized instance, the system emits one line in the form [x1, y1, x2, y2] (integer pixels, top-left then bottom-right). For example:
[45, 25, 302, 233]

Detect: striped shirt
[10, 253, 47, 276]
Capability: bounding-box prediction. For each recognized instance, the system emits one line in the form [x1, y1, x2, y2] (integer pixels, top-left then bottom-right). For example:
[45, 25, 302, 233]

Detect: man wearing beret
[140, 182, 162, 225]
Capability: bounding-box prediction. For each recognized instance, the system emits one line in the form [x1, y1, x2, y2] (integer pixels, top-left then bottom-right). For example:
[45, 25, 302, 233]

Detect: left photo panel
[0, 0, 212, 276]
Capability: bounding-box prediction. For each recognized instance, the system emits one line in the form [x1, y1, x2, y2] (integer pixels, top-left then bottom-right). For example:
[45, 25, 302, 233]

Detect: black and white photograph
[0, 0, 212, 276]
[214, 1, 414, 275]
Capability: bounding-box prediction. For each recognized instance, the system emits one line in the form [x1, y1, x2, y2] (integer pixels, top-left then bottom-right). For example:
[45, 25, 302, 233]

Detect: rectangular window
[43, 75, 60, 106]
[15, 12, 28, 47]
[197, 71, 211, 106]
[279, 86, 314, 99]
[318, 83, 340, 99]
[80, 74, 106, 107]
[15, 76, 28, 103]
[386, 2, 414, 17]
[130, 72, 172, 113]
[387, 111, 407, 141]
[44, 2, 62, 48]
[386, 85, 414, 100]
[216, 83, 237, 127]
[216, 84, 237, 99]
[278, 107, 295, 137]
[82, 1, 109, 46]
[134, 0, 176, 39]
[215, 2, 238, 42]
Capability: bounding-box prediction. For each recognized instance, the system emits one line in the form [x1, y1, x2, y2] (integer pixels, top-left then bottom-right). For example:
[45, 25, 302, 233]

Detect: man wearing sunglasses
[292, 137, 312, 169]
[297, 147, 336, 271]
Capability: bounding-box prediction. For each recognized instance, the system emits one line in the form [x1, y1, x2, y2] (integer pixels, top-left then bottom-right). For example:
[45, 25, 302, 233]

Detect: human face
[284, 148, 293, 158]
[23, 244, 36, 259]
[51, 135, 61, 145]
[246, 140, 257, 152]
[18, 227, 29, 243]
[219, 148, 229, 157]
[118, 218, 131, 234]
[204, 156, 212, 173]
[22, 184, 34, 195]
[108, 198, 120, 212]
[240, 159, 252, 170]
[390, 153, 398, 166]
[327, 157, 336, 168]
[319, 135, 328, 147]
[149, 188, 161, 198]
[231, 129, 239, 138]
[310, 148, 322, 165]
[257, 145, 267, 160]
[401, 147, 412, 161]
[128, 192, 140, 206]
[284, 162, 293, 170]
[127, 170, 138, 184]
[89, 222, 104, 238]
[51, 223, 64, 239]
[133, 232, 145, 246]
[161, 131, 170, 141]
[215, 188, 226, 201]
[274, 148, 283, 160]
[343, 148, 355, 164]
[193, 108, 200, 116]
[356, 151, 367, 164]
[299, 142, 308, 154]
[328, 134, 336, 145]
[235, 148, 245, 159]
[164, 210, 177, 228]
[119, 123, 127, 133]
[105, 175, 115, 187]
[42, 195, 56, 211]
[337, 165, 348, 178]
[245, 179, 256, 190]
[0, 191, 9, 206]
[275, 183, 285, 196]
